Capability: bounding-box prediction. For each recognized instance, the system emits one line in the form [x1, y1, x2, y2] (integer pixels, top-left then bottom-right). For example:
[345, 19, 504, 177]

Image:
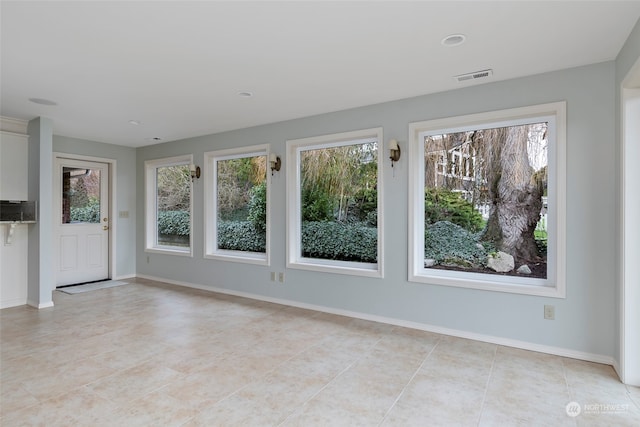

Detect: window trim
[286, 127, 384, 278]
[144, 154, 194, 257]
[204, 144, 270, 266]
[408, 102, 566, 298]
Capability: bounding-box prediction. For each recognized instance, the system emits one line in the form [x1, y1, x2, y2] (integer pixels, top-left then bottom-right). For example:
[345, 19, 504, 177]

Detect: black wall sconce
[190, 164, 201, 181]
[269, 153, 281, 175]
[389, 139, 401, 167]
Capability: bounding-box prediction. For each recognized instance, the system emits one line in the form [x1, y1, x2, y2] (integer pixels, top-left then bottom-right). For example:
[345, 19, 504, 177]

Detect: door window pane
[62, 167, 101, 224]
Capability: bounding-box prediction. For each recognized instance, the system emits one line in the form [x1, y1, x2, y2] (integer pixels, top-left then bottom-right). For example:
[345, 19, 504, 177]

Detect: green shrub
[425, 188, 485, 233]
[70, 202, 100, 223]
[301, 221, 377, 262]
[424, 221, 493, 266]
[217, 220, 266, 252]
[302, 189, 334, 222]
[365, 211, 377, 227]
[247, 182, 267, 231]
[352, 186, 377, 223]
[158, 210, 190, 236]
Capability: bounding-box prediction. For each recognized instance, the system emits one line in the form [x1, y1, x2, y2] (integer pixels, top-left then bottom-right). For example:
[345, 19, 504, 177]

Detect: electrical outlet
[544, 305, 555, 320]
[270, 272, 276, 281]
[146, 255, 150, 264]
[278, 272, 285, 283]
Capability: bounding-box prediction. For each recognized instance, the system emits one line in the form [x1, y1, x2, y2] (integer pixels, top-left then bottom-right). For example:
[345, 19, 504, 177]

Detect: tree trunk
[480, 126, 543, 264]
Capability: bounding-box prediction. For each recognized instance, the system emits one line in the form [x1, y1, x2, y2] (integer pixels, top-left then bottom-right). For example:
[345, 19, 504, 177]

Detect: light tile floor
[1, 278, 639, 426]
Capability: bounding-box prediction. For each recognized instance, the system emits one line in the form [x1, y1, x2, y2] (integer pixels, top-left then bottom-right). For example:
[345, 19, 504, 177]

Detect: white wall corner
[27, 300, 54, 309]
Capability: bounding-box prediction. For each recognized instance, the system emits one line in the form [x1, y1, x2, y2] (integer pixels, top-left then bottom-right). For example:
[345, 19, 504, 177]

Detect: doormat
[58, 280, 129, 294]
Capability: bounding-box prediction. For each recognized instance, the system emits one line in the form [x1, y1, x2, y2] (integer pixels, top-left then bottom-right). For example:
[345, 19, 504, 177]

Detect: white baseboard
[136, 274, 616, 367]
[27, 300, 54, 309]
[114, 274, 136, 281]
[612, 358, 622, 380]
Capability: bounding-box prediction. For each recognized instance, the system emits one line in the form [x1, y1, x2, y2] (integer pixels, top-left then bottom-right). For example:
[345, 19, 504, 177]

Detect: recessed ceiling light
[238, 91, 253, 98]
[28, 97, 58, 106]
[128, 120, 141, 125]
[441, 34, 466, 47]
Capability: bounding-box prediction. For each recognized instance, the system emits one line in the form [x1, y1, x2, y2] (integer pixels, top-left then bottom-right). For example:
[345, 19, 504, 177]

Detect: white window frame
[144, 154, 193, 257]
[408, 102, 566, 298]
[204, 144, 270, 266]
[286, 127, 384, 278]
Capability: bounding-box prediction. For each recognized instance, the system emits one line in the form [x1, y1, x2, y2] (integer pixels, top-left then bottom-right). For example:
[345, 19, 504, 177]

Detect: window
[62, 166, 101, 224]
[204, 145, 269, 265]
[286, 128, 383, 277]
[145, 155, 193, 256]
[408, 102, 566, 297]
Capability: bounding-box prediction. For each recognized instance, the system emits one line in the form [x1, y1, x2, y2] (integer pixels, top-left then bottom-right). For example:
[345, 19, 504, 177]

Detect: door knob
[103, 225, 109, 231]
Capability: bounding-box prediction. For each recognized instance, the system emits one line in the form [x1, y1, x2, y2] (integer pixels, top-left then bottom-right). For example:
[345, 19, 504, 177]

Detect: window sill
[409, 270, 565, 298]
[145, 247, 192, 257]
[205, 250, 268, 266]
[288, 258, 382, 278]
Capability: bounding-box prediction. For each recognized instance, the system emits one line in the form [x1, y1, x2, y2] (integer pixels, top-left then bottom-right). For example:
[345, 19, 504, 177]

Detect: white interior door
[55, 158, 110, 286]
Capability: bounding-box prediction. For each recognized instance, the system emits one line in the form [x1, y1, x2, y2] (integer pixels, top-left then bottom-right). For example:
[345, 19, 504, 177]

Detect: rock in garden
[487, 251, 514, 273]
[517, 265, 532, 275]
[424, 258, 436, 267]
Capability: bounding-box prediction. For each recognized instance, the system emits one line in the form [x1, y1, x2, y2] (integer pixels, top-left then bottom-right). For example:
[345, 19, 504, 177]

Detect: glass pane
[300, 141, 378, 263]
[216, 155, 267, 253]
[156, 164, 190, 247]
[423, 122, 548, 279]
[62, 167, 101, 224]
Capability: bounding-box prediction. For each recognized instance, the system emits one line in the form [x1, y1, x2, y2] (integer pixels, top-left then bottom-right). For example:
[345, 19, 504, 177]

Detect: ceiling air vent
[454, 69, 493, 83]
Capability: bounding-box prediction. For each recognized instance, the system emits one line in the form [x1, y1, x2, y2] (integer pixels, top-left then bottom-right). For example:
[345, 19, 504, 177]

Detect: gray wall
[136, 61, 617, 358]
[27, 117, 54, 307]
[53, 136, 137, 278]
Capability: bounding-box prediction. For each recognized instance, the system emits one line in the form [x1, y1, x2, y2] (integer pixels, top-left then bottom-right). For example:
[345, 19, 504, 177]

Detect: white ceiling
[2, 1, 639, 148]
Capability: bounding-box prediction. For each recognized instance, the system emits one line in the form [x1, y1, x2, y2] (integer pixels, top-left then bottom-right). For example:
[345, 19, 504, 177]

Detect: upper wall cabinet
[0, 131, 29, 201]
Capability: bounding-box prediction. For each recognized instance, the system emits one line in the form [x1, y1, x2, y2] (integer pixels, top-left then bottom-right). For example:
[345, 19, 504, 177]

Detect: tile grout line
[376, 337, 442, 426]
[475, 343, 499, 426]
[184, 329, 347, 424]
[276, 336, 385, 426]
[560, 358, 580, 426]
[625, 384, 640, 411]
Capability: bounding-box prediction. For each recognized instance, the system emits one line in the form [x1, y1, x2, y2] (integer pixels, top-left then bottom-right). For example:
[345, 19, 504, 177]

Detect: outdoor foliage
[423, 122, 549, 274]
[156, 165, 191, 212]
[424, 188, 485, 233]
[302, 188, 334, 222]
[424, 221, 494, 267]
[217, 156, 266, 220]
[70, 198, 100, 223]
[299, 140, 378, 263]
[301, 221, 377, 263]
[217, 220, 266, 253]
[247, 181, 267, 231]
[301, 142, 377, 224]
[158, 210, 190, 236]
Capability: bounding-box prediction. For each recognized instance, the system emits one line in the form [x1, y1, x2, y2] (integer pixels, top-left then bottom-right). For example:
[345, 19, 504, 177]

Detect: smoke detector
[454, 69, 493, 83]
